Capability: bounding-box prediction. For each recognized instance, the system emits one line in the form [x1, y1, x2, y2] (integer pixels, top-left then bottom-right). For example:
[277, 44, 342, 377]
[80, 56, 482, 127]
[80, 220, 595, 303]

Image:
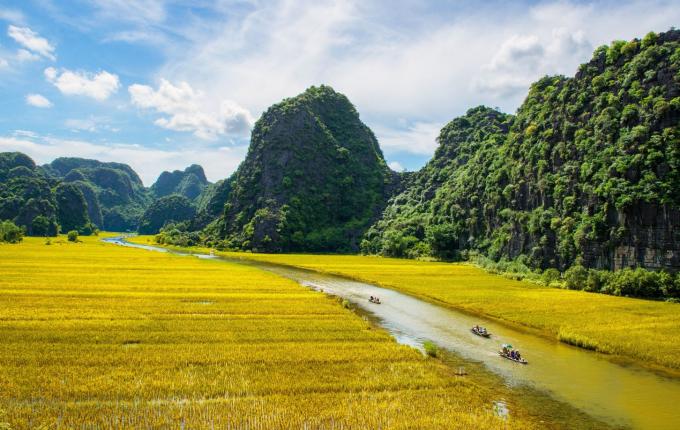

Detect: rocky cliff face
[151, 165, 209, 200]
[211, 85, 396, 252]
[45, 157, 151, 231]
[366, 30, 680, 271]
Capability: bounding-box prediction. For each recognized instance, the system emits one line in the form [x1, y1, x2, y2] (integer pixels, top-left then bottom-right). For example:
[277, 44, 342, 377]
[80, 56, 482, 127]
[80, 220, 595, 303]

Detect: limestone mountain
[44, 157, 151, 231]
[209, 85, 397, 252]
[365, 30, 680, 272]
[151, 165, 209, 200]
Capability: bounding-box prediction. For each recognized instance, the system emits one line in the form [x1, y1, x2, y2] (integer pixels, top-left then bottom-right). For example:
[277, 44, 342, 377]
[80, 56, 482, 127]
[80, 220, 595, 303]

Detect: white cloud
[388, 161, 404, 172]
[0, 8, 25, 24]
[16, 48, 41, 62]
[154, 0, 680, 162]
[0, 57, 8, 69]
[7, 25, 55, 60]
[45, 67, 120, 101]
[25, 93, 52, 108]
[0, 133, 248, 185]
[374, 121, 442, 155]
[129, 79, 254, 140]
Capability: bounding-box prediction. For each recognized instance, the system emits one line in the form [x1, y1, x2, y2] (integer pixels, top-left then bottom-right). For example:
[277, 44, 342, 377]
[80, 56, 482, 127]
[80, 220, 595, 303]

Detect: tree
[67, 230, 78, 242]
[0, 220, 23, 243]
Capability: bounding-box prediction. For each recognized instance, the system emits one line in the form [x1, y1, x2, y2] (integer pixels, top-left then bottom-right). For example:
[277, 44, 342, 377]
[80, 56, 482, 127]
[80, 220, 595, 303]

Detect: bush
[423, 340, 438, 357]
[67, 230, 79, 242]
[602, 268, 671, 298]
[542, 268, 561, 285]
[564, 265, 588, 290]
[0, 220, 23, 243]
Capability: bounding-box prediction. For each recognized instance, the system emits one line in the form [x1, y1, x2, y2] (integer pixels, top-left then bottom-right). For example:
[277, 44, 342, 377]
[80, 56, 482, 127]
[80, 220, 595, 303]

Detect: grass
[0, 236, 542, 429]
[134, 241, 680, 372]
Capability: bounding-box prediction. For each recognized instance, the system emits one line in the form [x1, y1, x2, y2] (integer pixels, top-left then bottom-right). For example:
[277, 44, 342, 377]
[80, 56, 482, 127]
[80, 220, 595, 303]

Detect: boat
[499, 344, 527, 364]
[369, 296, 381, 304]
[471, 326, 491, 338]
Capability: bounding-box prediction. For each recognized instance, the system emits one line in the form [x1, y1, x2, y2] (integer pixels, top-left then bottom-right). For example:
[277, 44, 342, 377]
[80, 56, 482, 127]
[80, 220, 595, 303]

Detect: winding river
[105, 237, 680, 429]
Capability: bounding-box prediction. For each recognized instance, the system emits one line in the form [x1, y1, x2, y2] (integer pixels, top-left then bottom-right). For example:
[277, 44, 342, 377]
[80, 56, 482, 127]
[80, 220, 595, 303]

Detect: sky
[0, 0, 678, 185]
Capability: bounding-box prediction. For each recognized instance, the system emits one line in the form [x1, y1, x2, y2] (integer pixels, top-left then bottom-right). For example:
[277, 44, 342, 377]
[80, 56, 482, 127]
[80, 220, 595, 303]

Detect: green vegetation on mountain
[47, 157, 151, 231]
[151, 164, 209, 200]
[207, 85, 396, 252]
[0, 152, 59, 236]
[138, 194, 196, 234]
[55, 183, 91, 233]
[193, 177, 232, 229]
[366, 30, 680, 281]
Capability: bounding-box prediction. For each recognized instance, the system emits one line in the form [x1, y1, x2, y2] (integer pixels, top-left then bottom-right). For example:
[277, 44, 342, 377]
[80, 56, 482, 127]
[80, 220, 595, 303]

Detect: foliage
[0, 220, 23, 243]
[55, 183, 91, 233]
[67, 230, 78, 242]
[138, 194, 196, 235]
[366, 29, 680, 274]
[423, 341, 438, 357]
[209, 85, 397, 253]
[151, 164, 209, 200]
[154, 222, 201, 247]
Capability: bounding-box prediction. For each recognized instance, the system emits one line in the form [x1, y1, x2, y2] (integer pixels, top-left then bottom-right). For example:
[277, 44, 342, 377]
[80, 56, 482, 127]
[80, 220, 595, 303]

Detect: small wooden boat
[471, 327, 491, 338]
[369, 297, 381, 304]
[499, 351, 528, 364]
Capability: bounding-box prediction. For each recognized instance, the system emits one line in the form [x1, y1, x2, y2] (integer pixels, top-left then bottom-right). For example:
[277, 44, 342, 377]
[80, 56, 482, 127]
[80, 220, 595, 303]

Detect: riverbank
[0, 236, 543, 429]
[127, 236, 680, 373]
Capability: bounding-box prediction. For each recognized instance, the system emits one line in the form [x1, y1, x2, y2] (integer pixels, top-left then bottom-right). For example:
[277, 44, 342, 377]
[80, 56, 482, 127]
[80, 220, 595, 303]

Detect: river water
[105, 237, 680, 429]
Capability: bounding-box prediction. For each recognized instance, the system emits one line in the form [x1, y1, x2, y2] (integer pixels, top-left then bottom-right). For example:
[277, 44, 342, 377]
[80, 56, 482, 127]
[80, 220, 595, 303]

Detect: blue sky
[0, 0, 678, 185]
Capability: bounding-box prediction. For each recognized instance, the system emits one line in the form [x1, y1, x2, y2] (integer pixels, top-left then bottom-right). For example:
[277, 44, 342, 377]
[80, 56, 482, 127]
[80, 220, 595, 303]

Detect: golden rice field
[170, 247, 680, 373]
[0, 236, 543, 429]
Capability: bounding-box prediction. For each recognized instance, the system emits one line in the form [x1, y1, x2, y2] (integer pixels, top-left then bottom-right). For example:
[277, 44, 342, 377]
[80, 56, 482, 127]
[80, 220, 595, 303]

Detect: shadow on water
[104, 237, 680, 429]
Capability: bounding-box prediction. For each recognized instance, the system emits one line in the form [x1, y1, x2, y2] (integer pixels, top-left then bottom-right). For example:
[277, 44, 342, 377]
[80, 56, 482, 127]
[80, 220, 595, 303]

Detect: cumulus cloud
[129, 79, 254, 140]
[44, 67, 120, 100]
[154, 0, 680, 159]
[475, 29, 592, 97]
[374, 121, 442, 155]
[388, 161, 405, 172]
[7, 25, 55, 60]
[25, 93, 52, 108]
[0, 133, 248, 185]
[16, 48, 41, 62]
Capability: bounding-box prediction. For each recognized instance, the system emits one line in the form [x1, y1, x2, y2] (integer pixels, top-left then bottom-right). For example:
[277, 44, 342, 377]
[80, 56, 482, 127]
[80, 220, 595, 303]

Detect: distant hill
[206, 85, 398, 252]
[365, 29, 680, 272]
[0, 152, 77, 235]
[151, 165, 209, 200]
[44, 157, 151, 231]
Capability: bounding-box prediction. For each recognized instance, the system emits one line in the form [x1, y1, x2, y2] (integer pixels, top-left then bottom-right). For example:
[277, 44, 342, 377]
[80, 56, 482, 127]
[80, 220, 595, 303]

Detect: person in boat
[370, 296, 374, 302]
[516, 351, 521, 360]
[502, 346, 508, 355]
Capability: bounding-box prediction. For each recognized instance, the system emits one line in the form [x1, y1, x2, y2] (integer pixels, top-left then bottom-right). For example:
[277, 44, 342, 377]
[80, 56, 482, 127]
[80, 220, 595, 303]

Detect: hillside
[207, 85, 398, 252]
[151, 165, 209, 200]
[45, 157, 152, 231]
[366, 30, 680, 272]
[0, 152, 104, 235]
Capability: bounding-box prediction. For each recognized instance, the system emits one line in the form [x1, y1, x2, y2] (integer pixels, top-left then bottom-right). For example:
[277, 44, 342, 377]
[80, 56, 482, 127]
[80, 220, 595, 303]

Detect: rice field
[0, 236, 541, 429]
[176, 248, 680, 373]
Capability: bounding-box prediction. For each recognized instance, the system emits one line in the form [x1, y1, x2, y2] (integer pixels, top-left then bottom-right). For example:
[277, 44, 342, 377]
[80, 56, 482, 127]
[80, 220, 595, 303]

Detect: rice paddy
[0, 236, 543, 429]
[181, 248, 680, 373]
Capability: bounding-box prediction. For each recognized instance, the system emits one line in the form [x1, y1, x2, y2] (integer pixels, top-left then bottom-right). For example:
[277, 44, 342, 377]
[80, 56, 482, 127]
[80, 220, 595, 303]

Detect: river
[104, 237, 680, 429]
